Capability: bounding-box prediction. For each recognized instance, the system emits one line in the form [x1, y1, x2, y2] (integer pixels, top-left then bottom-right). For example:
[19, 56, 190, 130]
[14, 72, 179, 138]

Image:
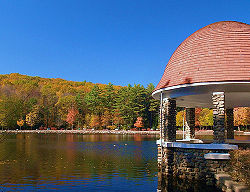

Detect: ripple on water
[0, 134, 158, 192]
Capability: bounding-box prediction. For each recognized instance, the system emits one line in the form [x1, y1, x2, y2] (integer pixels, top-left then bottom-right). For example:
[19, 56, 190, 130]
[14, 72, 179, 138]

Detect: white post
[160, 91, 163, 162]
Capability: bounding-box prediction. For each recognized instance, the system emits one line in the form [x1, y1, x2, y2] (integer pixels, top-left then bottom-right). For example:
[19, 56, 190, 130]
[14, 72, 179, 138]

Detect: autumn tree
[26, 106, 40, 129]
[0, 73, 163, 130]
[17, 119, 24, 130]
[195, 108, 202, 127]
[84, 113, 92, 129]
[112, 110, 124, 129]
[134, 117, 144, 130]
[56, 95, 77, 127]
[0, 96, 24, 129]
[66, 107, 79, 129]
[176, 110, 185, 127]
[198, 108, 213, 127]
[234, 107, 250, 130]
[89, 114, 101, 129]
[101, 111, 112, 128]
[0, 112, 7, 130]
[40, 84, 58, 128]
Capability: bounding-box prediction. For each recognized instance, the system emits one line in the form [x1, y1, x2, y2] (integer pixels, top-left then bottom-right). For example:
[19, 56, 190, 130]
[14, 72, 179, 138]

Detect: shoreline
[0, 129, 249, 136]
[0, 129, 159, 135]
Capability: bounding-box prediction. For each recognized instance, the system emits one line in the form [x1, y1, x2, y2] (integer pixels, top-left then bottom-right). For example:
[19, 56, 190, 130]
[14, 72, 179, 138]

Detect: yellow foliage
[17, 119, 24, 127]
[176, 110, 185, 127]
[198, 108, 213, 126]
[26, 106, 39, 127]
[0, 113, 7, 127]
[107, 125, 116, 130]
[90, 114, 101, 128]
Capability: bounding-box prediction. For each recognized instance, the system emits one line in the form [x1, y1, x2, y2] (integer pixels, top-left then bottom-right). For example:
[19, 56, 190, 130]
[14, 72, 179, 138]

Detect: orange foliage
[90, 114, 101, 128]
[134, 117, 144, 128]
[234, 107, 250, 127]
[113, 110, 124, 125]
[195, 108, 202, 126]
[101, 111, 112, 127]
[66, 107, 79, 127]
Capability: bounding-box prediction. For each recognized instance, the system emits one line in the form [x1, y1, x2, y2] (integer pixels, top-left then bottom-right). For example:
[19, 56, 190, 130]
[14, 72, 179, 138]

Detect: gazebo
[153, 21, 250, 143]
[153, 21, 250, 185]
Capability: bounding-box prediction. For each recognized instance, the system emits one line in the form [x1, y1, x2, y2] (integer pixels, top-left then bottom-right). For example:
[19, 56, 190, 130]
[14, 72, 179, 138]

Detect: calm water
[0, 134, 158, 192]
[0, 133, 248, 192]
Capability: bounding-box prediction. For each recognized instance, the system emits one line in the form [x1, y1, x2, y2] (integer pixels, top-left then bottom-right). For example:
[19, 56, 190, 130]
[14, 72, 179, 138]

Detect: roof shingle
[155, 21, 250, 91]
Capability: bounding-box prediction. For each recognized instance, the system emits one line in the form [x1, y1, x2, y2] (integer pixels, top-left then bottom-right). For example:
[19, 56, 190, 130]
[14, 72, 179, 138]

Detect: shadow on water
[157, 172, 222, 192]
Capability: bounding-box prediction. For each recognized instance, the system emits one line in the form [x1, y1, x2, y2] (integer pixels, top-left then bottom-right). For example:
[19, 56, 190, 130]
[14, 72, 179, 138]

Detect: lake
[0, 134, 158, 192]
[0, 133, 248, 192]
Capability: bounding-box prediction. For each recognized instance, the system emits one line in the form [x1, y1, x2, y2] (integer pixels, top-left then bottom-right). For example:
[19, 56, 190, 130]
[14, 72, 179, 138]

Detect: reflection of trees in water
[0, 134, 8, 144]
[133, 134, 143, 163]
[0, 133, 157, 187]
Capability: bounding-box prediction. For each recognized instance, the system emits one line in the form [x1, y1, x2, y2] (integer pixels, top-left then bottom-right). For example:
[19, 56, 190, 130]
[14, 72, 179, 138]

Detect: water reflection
[0, 133, 248, 191]
[0, 134, 158, 192]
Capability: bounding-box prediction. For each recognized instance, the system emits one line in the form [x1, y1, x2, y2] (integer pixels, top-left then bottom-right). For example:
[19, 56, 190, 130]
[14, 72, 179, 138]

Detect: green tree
[0, 73, 164, 131]
[115, 84, 147, 129]
[40, 85, 58, 128]
[146, 83, 159, 129]
[0, 96, 24, 129]
[102, 83, 116, 112]
[84, 85, 103, 115]
[75, 92, 87, 128]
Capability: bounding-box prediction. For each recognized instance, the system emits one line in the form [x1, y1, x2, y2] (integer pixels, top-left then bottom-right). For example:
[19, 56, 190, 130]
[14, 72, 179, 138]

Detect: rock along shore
[0, 129, 159, 135]
[0, 129, 249, 136]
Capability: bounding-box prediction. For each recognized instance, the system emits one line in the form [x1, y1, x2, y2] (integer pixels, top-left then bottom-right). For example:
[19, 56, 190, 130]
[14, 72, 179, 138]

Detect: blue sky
[0, 0, 249, 87]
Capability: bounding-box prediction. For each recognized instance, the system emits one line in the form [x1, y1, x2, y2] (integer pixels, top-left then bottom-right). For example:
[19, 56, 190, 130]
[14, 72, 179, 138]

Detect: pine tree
[146, 83, 159, 129]
[84, 85, 103, 115]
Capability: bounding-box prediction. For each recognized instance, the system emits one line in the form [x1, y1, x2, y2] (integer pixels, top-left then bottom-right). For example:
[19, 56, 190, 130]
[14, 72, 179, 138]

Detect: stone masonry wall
[212, 92, 225, 143]
[226, 108, 234, 139]
[186, 108, 195, 139]
[158, 145, 231, 186]
[163, 99, 176, 142]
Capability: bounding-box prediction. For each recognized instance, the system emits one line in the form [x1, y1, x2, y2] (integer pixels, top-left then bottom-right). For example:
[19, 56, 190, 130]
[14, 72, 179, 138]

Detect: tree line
[0, 73, 159, 130]
[0, 73, 249, 130]
[176, 104, 250, 131]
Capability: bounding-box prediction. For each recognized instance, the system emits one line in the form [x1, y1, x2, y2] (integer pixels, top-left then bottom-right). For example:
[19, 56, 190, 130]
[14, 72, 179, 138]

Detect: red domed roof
[155, 21, 250, 92]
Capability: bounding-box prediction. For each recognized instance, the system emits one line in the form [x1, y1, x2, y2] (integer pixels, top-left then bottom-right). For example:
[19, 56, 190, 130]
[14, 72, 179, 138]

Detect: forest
[0, 73, 249, 130]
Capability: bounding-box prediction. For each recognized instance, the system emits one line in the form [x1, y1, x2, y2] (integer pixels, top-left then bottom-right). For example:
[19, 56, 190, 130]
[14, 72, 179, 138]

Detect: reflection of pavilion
[153, 21, 250, 190]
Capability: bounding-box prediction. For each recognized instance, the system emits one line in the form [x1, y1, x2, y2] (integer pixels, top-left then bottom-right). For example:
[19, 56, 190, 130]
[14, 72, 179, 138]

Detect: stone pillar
[159, 97, 164, 141]
[186, 108, 195, 139]
[162, 99, 176, 142]
[212, 92, 225, 143]
[226, 108, 234, 139]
